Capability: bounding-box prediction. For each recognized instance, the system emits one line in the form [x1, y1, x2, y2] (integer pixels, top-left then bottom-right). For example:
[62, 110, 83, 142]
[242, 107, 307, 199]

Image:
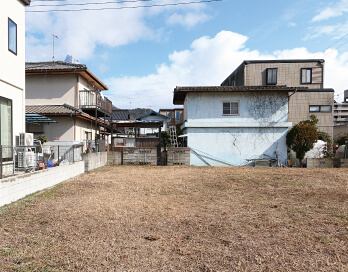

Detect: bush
[36, 134, 48, 144]
[286, 122, 318, 162]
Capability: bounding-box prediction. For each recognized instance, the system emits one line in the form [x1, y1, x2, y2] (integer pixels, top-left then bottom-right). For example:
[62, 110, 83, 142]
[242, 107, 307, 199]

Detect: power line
[26, 0, 222, 12]
[30, 0, 152, 8]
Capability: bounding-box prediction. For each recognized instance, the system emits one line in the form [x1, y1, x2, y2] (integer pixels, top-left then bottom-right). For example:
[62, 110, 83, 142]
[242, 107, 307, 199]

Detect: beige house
[26, 61, 112, 148]
[221, 59, 334, 137]
[159, 108, 184, 128]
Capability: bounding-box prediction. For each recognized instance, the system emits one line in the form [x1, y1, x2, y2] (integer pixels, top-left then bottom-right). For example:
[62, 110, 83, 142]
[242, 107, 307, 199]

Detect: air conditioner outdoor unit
[19, 133, 34, 146]
[17, 151, 36, 168]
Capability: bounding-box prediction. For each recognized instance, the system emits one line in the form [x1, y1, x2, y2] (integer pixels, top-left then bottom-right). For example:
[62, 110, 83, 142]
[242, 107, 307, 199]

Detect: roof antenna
[49, 31, 58, 62]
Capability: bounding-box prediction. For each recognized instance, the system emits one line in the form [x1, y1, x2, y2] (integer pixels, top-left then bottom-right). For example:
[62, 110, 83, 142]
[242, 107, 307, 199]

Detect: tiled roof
[129, 108, 152, 120]
[26, 104, 82, 114]
[173, 85, 308, 104]
[26, 61, 87, 71]
[111, 110, 130, 121]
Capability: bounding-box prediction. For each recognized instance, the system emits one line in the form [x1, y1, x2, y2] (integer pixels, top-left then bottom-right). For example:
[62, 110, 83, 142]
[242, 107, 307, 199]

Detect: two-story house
[173, 86, 298, 166]
[174, 59, 334, 166]
[25, 61, 112, 149]
[0, 0, 30, 175]
[221, 59, 334, 138]
[159, 108, 184, 128]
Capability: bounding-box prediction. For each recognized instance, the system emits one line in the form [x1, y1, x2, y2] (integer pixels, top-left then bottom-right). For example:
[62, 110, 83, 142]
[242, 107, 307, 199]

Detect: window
[176, 111, 181, 121]
[266, 68, 277, 85]
[309, 105, 332, 113]
[301, 68, 312, 84]
[8, 18, 17, 55]
[223, 101, 239, 115]
[0, 97, 13, 161]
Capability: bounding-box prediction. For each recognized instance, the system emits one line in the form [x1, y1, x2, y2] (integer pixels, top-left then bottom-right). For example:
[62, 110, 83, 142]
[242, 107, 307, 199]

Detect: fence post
[73, 145, 75, 163]
[58, 145, 60, 166]
[0, 146, 2, 179]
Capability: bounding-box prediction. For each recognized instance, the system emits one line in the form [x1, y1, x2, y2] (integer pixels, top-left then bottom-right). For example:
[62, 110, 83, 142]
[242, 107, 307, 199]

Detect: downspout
[75, 75, 79, 141]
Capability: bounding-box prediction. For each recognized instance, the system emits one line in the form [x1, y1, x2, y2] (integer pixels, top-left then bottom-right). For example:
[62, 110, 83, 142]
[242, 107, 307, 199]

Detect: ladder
[169, 126, 178, 147]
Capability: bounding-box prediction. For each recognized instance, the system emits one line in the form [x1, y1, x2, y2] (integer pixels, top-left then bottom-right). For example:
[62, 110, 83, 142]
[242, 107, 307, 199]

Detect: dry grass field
[0, 165, 347, 271]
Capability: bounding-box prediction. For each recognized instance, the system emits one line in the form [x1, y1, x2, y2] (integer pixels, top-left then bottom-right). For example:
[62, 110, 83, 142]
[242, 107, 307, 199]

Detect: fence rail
[0, 144, 84, 179]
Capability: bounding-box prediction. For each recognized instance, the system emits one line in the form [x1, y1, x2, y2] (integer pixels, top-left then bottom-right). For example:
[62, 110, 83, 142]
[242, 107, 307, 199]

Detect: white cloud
[312, 0, 348, 22]
[312, 8, 343, 22]
[105, 30, 348, 110]
[25, 0, 212, 62]
[167, 12, 210, 28]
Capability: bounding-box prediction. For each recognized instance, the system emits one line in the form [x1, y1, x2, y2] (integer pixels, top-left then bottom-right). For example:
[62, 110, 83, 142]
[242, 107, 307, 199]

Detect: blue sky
[26, 0, 348, 109]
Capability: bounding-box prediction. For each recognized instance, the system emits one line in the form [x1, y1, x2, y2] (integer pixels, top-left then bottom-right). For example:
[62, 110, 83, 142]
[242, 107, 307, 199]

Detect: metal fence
[0, 144, 84, 179]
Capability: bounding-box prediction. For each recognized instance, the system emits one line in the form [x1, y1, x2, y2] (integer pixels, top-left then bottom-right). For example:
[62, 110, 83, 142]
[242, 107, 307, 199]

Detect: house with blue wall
[173, 86, 305, 166]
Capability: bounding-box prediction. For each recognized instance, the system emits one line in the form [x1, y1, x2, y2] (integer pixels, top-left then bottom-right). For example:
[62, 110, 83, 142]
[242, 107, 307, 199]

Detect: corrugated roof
[26, 104, 82, 114]
[173, 85, 307, 105]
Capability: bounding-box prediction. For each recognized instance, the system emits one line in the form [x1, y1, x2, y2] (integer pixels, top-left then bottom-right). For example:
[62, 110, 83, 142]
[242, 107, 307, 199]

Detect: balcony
[79, 90, 112, 117]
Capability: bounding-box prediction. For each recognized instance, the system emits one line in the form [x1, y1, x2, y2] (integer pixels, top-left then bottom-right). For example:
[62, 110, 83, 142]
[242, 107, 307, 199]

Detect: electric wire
[30, 0, 152, 7]
[26, 0, 222, 12]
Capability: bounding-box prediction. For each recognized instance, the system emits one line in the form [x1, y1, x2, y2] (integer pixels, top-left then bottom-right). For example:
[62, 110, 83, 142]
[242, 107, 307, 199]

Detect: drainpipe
[76, 75, 79, 108]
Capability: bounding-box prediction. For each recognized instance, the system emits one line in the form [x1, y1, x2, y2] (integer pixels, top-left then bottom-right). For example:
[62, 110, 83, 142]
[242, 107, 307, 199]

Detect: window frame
[266, 68, 277, 85]
[0, 96, 13, 162]
[222, 101, 240, 116]
[8, 18, 17, 55]
[309, 105, 332, 113]
[301, 68, 312, 84]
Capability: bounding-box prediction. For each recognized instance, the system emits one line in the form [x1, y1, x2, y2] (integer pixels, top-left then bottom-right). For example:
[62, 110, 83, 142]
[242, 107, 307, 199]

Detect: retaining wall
[167, 147, 190, 166]
[123, 148, 157, 165]
[82, 152, 108, 172]
[0, 161, 84, 207]
[306, 158, 334, 168]
[107, 151, 122, 165]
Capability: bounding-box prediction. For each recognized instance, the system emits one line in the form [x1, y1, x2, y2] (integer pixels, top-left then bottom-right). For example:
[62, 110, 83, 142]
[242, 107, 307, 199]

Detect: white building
[173, 86, 297, 166]
[0, 0, 30, 173]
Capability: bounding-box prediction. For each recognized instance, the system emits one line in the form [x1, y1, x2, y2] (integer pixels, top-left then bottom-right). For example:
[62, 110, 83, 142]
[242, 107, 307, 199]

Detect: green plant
[36, 134, 48, 144]
[286, 118, 318, 163]
[160, 131, 170, 148]
[335, 133, 348, 146]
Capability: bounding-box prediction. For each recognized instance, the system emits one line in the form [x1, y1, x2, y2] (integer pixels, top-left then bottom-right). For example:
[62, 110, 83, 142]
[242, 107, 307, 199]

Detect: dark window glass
[8, 18, 17, 55]
[301, 68, 312, 84]
[0, 97, 13, 161]
[266, 68, 277, 85]
[223, 102, 239, 115]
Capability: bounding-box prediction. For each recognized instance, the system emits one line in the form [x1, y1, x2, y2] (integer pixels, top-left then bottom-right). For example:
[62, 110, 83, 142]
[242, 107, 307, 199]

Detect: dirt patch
[0, 166, 347, 271]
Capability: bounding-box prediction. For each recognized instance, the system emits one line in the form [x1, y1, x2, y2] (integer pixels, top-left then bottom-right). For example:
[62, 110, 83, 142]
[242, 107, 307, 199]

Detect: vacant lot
[0, 166, 347, 271]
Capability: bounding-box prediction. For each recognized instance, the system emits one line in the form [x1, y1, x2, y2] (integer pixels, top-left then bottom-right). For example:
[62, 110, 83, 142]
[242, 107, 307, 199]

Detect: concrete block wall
[123, 148, 157, 165]
[338, 158, 348, 168]
[107, 151, 122, 165]
[0, 161, 84, 207]
[82, 152, 108, 172]
[167, 147, 190, 166]
[306, 158, 334, 168]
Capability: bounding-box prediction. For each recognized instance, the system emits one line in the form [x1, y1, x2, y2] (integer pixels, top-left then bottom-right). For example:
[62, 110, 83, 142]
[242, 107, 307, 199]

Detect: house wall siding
[0, 0, 26, 144]
[289, 91, 334, 137]
[183, 91, 290, 166]
[26, 74, 77, 106]
[245, 62, 324, 88]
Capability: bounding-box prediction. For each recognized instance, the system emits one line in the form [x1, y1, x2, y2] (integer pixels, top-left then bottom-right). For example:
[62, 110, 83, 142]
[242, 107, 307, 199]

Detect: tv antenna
[49, 31, 58, 61]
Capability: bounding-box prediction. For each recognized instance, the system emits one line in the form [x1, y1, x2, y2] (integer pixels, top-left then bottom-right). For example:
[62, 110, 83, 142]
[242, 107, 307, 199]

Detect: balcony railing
[79, 90, 112, 116]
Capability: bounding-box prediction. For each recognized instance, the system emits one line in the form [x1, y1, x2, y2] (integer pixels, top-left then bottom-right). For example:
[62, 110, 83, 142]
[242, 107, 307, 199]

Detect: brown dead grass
[0, 166, 347, 271]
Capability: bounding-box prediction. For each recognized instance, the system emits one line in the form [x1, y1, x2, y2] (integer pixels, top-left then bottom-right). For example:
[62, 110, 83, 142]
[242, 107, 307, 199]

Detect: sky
[25, 0, 348, 110]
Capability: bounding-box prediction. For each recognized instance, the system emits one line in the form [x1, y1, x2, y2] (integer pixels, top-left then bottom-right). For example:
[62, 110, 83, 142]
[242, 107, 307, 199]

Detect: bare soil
[0, 166, 347, 271]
